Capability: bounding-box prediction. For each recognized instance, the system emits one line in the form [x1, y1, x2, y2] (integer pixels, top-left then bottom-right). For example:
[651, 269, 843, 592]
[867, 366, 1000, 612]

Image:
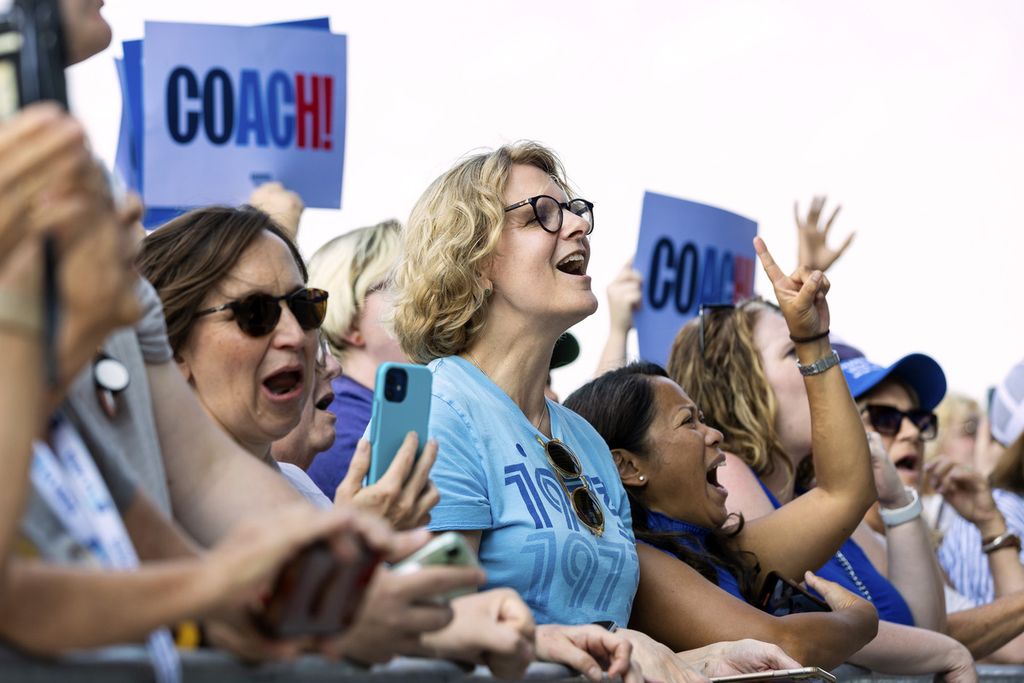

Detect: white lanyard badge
[31, 416, 181, 683]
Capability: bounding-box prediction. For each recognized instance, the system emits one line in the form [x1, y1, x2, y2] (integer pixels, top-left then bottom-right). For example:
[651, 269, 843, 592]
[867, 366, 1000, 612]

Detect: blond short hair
[308, 219, 403, 357]
[393, 141, 571, 364]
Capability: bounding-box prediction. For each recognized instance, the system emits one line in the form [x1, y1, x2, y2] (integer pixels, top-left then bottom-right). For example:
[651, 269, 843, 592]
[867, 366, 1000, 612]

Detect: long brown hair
[136, 205, 306, 353]
[667, 300, 794, 482]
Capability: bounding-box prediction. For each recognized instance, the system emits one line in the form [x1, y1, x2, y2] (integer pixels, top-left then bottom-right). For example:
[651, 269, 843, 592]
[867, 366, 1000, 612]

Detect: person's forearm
[0, 333, 44, 565]
[0, 557, 218, 654]
[974, 515, 1024, 598]
[121, 487, 203, 561]
[949, 592, 1024, 660]
[145, 361, 303, 545]
[883, 519, 947, 631]
[798, 338, 874, 515]
[847, 621, 967, 675]
[771, 608, 878, 670]
[594, 327, 628, 376]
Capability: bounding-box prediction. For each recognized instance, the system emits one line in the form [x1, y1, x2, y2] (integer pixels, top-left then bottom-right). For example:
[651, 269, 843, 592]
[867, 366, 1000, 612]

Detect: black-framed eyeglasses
[195, 287, 328, 338]
[698, 303, 736, 358]
[862, 404, 938, 441]
[535, 436, 605, 536]
[504, 195, 595, 235]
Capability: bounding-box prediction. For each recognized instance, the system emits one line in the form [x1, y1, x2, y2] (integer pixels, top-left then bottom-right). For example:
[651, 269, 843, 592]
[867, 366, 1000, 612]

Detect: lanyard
[31, 417, 181, 683]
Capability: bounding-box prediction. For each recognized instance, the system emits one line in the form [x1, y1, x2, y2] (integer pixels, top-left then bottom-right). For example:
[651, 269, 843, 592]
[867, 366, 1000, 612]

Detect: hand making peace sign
[753, 236, 830, 341]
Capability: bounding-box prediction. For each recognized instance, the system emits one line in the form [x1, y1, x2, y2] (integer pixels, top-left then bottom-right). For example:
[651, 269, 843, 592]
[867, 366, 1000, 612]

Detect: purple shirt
[307, 375, 373, 500]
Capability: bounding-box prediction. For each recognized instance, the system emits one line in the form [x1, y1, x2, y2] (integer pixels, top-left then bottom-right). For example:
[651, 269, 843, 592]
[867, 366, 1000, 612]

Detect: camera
[0, 0, 67, 118]
[383, 366, 407, 402]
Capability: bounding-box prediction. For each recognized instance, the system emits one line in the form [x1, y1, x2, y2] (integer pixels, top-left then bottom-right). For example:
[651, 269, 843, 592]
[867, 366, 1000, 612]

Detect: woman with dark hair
[565, 240, 878, 668]
[669, 303, 978, 679]
[138, 206, 334, 505]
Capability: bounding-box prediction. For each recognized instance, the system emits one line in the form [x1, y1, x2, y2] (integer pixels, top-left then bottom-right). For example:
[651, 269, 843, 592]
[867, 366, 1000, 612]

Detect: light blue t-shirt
[426, 356, 640, 626]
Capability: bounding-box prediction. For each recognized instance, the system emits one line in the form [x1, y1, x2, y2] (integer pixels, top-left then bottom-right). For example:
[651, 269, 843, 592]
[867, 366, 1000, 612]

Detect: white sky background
[69, 0, 1024, 404]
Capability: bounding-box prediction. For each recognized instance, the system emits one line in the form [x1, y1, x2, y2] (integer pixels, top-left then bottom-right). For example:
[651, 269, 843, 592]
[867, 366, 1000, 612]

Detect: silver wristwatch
[796, 350, 840, 377]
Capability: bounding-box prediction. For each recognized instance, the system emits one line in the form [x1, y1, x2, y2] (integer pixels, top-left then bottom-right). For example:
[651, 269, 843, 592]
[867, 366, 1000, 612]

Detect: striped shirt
[936, 489, 1024, 604]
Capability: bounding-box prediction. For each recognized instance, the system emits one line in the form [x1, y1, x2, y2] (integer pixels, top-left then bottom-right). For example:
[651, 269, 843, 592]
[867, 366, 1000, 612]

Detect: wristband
[879, 486, 922, 527]
[790, 329, 830, 344]
[0, 289, 42, 337]
[982, 531, 1022, 555]
[796, 350, 840, 377]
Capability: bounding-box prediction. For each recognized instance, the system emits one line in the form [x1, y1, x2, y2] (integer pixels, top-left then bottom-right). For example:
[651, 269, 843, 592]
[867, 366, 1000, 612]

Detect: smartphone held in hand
[367, 362, 432, 484]
[0, 0, 67, 118]
[710, 667, 837, 683]
[391, 531, 479, 601]
[254, 539, 382, 639]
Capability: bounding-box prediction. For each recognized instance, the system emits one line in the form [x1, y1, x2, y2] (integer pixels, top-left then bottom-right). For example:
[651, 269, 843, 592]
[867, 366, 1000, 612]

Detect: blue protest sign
[114, 19, 333, 228]
[141, 21, 346, 209]
[632, 192, 758, 366]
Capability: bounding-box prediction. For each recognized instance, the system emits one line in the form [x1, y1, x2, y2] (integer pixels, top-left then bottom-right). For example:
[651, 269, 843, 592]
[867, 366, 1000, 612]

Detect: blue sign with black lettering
[633, 192, 757, 366]
[140, 21, 346, 209]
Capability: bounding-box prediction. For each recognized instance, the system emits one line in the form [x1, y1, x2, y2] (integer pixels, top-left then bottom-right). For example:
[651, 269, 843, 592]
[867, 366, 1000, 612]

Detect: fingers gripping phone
[757, 571, 831, 617]
[391, 531, 479, 601]
[254, 539, 382, 639]
[368, 362, 432, 485]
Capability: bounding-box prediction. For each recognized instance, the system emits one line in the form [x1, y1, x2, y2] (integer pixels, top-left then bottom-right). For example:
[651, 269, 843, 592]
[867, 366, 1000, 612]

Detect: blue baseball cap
[838, 344, 947, 411]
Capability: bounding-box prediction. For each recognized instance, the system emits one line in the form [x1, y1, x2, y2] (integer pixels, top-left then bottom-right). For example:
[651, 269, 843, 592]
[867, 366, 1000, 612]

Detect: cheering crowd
[2, 1, 1024, 681]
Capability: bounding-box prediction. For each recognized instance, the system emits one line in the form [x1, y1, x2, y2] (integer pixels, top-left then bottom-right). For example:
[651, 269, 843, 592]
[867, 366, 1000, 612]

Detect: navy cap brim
[847, 353, 947, 411]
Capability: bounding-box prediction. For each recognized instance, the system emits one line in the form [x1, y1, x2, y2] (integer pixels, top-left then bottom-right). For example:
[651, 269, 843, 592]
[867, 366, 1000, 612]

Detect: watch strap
[797, 350, 840, 377]
[880, 486, 922, 527]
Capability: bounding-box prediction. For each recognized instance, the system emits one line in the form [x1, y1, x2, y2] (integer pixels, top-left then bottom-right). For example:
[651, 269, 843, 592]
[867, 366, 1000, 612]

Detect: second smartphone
[367, 362, 432, 484]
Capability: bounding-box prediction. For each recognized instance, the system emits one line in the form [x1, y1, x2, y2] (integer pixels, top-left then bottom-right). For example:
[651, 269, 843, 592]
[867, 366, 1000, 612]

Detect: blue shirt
[426, 356, 640, 626]
[758, 479, 914, 626]
[644, 509, 744, 598]
[937, 489, 1024, 605]
[307, 375, 373, 500]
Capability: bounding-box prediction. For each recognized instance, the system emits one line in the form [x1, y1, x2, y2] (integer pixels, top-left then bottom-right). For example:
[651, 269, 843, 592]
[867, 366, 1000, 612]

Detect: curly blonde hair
[307, 219, 403, 359]
[667, 300, 794, 481]
[393, 141, 571, 364]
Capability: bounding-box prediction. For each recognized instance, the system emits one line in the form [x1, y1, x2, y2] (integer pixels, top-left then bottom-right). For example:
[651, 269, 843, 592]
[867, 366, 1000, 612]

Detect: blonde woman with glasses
[392, 141, 805, 682]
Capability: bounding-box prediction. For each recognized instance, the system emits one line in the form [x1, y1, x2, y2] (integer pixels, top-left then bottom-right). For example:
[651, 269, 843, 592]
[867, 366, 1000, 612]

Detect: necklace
[460, 350, 550, 433]
[834, 549, 873, 602]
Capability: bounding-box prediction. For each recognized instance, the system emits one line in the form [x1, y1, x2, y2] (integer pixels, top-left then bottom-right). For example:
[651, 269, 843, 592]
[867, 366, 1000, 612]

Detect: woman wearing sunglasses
[389, 141, 807, 682]
[138, 206, 333, 506]
[565, 239, 880, 669]
[670, 306, 978, 679]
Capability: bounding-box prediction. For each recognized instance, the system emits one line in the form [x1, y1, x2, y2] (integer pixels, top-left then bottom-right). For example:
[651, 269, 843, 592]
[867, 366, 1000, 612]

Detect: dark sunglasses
[536, 436, 605, 536]
[504, 194, 595, 235]
[862, 404, 938, 441]
[195, 287, 328, 337]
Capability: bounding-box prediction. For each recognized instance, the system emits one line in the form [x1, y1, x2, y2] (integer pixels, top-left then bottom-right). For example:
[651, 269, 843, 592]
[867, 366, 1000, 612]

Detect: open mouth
[555, 252, 587, 276]
[894, 454, 919, 471]
[314, 392, 335, 411]
[263, 368, 303, 397]
[706, 454, 726, 489]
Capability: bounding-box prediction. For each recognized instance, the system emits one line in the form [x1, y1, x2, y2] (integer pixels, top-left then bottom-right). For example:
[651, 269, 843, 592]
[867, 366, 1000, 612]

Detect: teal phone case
[367, 362, 432, 484]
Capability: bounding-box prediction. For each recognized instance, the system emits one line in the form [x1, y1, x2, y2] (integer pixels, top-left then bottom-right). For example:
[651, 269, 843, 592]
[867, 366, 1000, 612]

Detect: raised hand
[867, 431, 914, 509]
[795, 195, 854, 273]
[335, 435, 440, 531]
[925, 456, 1003, 536]
[249, 181, 304, 239]
[607, 259, 643, 334]
[753, 236, 830, 340]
